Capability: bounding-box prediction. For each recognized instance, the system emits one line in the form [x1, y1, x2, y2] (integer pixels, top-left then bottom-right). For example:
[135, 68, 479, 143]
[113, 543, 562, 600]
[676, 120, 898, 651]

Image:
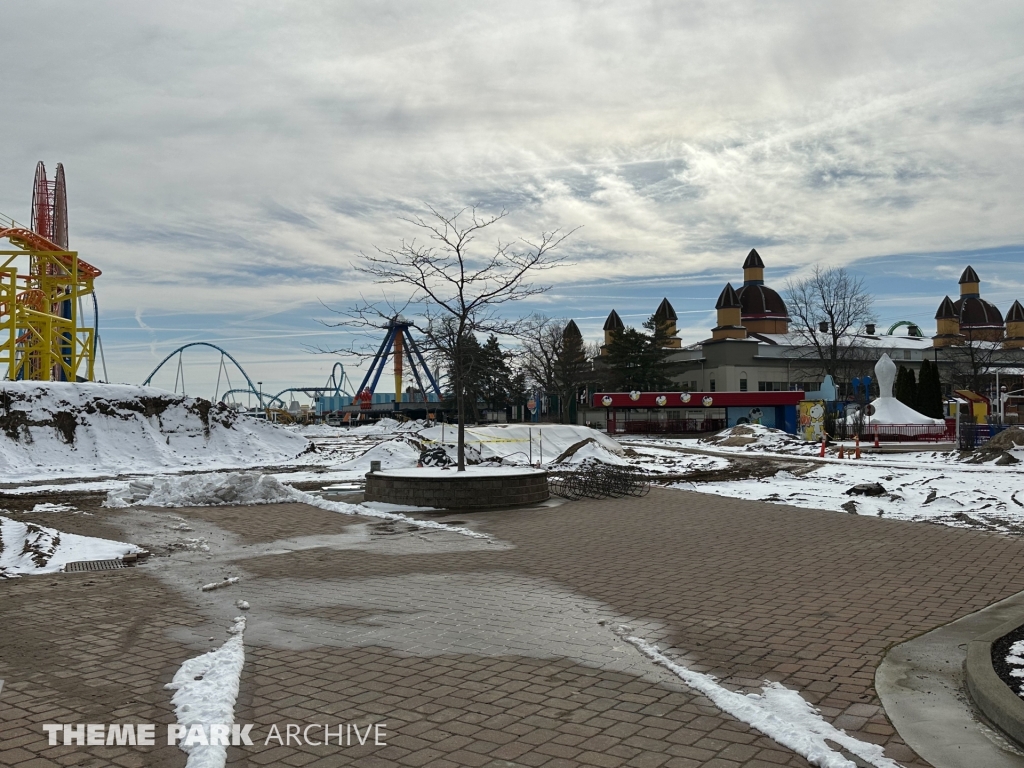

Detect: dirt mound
[986, 427, 1024, 452]
[0, 382, 310, 480]
[964, 426, 1024, 464]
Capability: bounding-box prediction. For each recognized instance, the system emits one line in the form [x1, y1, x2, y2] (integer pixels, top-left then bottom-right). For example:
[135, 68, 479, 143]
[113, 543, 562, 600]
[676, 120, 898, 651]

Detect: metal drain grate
[63, 559, 129, 572]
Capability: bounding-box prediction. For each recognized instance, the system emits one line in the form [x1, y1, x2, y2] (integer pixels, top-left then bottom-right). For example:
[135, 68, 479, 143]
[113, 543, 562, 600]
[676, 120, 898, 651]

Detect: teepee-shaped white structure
[863, 354, 945, 426]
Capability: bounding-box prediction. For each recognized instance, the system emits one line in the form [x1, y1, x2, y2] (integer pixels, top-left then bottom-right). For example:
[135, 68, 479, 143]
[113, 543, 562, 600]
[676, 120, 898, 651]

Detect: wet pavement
[4, 487, 1024, 766]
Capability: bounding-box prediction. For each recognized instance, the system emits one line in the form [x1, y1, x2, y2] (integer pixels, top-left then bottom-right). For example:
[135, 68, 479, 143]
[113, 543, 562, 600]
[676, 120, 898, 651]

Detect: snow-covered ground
[0, 382, 312, 483]
[622, 425, 1024, 533]
[3, 387, 1023, 538]
[670, 460, 1024, 531]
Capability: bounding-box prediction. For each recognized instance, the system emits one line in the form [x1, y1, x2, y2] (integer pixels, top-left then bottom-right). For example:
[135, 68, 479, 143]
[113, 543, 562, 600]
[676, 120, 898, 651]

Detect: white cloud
[1, 0, 1021, 390]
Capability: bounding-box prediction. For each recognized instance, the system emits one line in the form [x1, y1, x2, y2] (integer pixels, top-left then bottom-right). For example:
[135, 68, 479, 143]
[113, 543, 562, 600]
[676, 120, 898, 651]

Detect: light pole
[257, 381, 263, 416]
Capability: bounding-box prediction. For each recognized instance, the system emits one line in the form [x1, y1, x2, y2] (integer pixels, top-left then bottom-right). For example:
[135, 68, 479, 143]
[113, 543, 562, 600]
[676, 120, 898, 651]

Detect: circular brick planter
[364, 467, 549, 509]
[966, 616, 1024, 747]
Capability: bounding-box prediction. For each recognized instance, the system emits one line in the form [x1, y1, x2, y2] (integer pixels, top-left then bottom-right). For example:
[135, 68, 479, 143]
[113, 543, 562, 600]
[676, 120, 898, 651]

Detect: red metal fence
[607, 418, 728, 435]
[832, 420, 956, 442]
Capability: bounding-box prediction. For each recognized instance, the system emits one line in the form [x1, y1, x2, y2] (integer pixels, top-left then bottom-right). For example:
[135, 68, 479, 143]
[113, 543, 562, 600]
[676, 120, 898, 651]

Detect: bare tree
[326, 207, 574, 470]
[519, 314, 565, 394]
[785, 266, 876, 385]
[941, 327, 1001, 394]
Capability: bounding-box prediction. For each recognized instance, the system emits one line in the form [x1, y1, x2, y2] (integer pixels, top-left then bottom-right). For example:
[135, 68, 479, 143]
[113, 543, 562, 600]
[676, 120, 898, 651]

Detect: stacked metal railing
[549, 463, 651, 501]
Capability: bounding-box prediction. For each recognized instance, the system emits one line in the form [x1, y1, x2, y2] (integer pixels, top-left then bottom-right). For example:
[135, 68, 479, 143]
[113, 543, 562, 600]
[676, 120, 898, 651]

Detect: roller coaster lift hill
[0, 162, 102, 383]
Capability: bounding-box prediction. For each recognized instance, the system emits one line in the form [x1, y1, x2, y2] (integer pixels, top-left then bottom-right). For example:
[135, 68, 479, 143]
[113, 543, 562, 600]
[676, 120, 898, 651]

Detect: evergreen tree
[894, 366, 917, 408]
[916, 359, 945, 418]
[444, 332, 485, 421]
[478, 334, 515, 413]
[554, 321, 590, 423]
[604, 314, 676, 391]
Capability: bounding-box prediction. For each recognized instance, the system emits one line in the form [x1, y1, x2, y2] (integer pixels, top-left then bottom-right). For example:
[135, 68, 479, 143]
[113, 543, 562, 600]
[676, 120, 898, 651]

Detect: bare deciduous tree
[519, 314, 565, 393]
[940, 327, 1001, 394]
[785, 266, 876, 384]
[325, 207, 574, 470]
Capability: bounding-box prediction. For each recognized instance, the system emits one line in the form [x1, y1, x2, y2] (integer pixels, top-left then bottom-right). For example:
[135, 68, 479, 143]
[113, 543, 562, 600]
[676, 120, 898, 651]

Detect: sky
[1, 1, 1022, 401]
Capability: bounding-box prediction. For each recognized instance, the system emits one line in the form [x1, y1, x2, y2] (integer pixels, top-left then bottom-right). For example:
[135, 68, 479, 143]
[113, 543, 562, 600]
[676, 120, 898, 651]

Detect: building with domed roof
[735, 249, 790, 334]
[582, 249, 1024, 430]
[932, 266, 1007, 347]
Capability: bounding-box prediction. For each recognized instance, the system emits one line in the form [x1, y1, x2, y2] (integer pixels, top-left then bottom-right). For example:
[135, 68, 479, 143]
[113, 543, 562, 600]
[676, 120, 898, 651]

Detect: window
[709, 379, 716, 392]
[739, 379, 748, 392]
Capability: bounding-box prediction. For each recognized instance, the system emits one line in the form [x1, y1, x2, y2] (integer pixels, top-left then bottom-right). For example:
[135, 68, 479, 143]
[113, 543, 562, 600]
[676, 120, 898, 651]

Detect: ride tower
[0, 162, 100, 382]
[354, 317, 442, 410]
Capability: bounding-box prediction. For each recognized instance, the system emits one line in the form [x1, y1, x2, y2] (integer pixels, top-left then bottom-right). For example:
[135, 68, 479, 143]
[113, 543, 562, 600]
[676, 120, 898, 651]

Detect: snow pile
[554, 438, 628, 466]
[0, 515, 140, 577]
[165, 616, 246, 768]
[106, 472, 296, 508]
[417, 424, 623, 465]
[621, 630, 901, 768]
[335, 438, 422, 472]
[700, 424, 817, 455]
[0, 382, 311, 482]
[351, 417, 427, 435]
[964, 426, 1024, 464]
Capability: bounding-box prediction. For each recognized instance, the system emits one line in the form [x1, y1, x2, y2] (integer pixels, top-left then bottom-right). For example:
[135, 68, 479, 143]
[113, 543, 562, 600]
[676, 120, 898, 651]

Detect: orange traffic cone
[874, 426, 880, 448]
[838, 445, 845, 459]
[819, 435, 826, 458]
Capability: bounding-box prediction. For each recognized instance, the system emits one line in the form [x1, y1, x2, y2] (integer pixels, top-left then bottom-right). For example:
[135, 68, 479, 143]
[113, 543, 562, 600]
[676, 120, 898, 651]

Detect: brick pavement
[3, 487, 1024, 766]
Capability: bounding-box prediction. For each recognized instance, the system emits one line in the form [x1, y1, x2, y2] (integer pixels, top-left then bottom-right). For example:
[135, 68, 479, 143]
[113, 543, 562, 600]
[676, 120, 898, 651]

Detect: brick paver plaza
[4, 487, 1024, 767]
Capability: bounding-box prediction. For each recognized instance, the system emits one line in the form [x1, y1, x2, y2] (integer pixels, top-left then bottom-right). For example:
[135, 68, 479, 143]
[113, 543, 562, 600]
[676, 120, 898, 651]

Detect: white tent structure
[849, 354, 946, 434]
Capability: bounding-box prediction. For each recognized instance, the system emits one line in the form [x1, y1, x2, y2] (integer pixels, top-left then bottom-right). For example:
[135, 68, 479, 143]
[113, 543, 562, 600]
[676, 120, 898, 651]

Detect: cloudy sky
[2, 1, 1022, 399]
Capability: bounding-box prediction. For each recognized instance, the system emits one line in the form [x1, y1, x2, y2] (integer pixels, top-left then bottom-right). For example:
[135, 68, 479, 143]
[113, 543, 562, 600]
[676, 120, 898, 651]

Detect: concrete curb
[966, 616, 1024, 749]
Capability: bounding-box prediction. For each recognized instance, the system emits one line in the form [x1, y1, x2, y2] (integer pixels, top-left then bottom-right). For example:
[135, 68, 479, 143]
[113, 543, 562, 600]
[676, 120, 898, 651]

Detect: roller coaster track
[144, 345, 354, 411]
[142, 342, 267, 405]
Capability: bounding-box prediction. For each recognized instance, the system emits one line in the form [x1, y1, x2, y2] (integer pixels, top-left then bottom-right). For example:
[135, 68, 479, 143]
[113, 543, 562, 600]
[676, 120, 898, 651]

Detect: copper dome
[737, 283, 789, 320]
[953, 296, 1004, 329]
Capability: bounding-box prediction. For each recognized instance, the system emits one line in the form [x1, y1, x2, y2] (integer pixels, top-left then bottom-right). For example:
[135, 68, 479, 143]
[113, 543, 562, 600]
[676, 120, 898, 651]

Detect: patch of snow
[30, 502, 75, 513]
[303, 493, 490, 540]
[105, 471, 489, 540]
[335, 439, 422, 471]
[165, 616, 246, 768]
[201, 577, 240, 592]
[557, 440, 628, 466]
[620, 630, 902, 768]
[417, 424, 623, 466]
[1007, 640, 1024, 696]
[700, 424, 818, 455]
[360, 501, 440, 513]
[0, 515, 140, 577]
